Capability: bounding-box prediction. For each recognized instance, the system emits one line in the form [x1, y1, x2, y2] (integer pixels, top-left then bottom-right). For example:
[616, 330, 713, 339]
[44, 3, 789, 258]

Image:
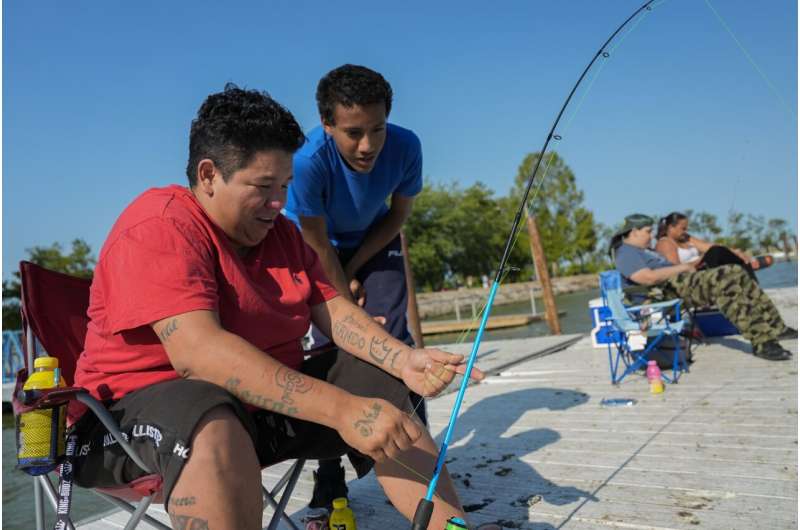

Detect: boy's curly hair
[316, 64, 393, 125]
[186, 83, 305, 186]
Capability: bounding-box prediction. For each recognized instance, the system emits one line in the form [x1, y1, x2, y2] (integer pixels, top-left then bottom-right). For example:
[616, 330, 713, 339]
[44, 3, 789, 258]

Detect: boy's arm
[298, 215, 353, 302]
[343, 193, 414, 280]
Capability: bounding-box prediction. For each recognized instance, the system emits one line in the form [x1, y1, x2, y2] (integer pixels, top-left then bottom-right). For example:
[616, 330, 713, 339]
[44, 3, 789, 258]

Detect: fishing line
[703, 0, 796, 120]
[410, 3, 663, 529]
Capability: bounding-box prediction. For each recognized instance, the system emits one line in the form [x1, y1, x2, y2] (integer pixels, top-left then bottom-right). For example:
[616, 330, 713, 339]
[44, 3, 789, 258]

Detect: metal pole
[529, 286, 538, 316]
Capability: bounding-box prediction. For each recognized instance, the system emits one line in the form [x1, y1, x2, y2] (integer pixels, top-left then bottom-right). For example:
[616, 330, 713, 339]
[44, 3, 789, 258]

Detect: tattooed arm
[311, 296, 485, 397]
[151, 309, 421, 462]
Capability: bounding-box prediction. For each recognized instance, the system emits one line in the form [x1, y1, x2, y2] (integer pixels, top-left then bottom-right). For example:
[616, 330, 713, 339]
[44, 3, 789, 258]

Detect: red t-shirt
[74, 185, 338, 402]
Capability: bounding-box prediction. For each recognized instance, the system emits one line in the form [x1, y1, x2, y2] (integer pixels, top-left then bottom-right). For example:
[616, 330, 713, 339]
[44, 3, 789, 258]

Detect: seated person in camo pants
[610, 214, 796, 362]
[70, 85, 484, 530]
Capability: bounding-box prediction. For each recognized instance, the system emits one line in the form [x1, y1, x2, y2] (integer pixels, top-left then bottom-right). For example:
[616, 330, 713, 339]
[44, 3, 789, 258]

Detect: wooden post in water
[526, 214, 562, 335]
[781, 232, 794, 261]
[401, 231, 425, 348]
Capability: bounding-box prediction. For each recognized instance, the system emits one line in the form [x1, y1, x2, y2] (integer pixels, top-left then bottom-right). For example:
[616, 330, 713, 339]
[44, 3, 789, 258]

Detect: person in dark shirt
[610, 214, 795, 361]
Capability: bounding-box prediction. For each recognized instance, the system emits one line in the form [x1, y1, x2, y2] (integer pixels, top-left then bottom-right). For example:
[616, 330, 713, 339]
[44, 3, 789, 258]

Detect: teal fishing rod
[410, 2, 659, 528]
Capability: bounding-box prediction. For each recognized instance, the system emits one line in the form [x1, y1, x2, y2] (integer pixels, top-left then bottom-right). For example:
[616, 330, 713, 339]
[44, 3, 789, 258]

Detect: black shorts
[70, 349, 411, 507]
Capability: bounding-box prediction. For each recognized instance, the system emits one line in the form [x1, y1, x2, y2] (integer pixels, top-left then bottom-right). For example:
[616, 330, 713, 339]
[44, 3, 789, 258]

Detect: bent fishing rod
[410, 1, 659, 528]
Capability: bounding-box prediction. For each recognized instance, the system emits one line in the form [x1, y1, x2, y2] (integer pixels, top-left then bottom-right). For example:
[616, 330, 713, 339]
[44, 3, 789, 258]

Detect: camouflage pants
[658, 264, 785, 347]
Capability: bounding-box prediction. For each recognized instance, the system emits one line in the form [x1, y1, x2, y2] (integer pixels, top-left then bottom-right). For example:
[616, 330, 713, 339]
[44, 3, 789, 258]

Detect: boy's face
[323, 102, 387, 174]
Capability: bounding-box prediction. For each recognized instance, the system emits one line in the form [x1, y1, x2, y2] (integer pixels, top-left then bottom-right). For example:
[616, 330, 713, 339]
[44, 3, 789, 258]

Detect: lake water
[2, 260, 796, 529]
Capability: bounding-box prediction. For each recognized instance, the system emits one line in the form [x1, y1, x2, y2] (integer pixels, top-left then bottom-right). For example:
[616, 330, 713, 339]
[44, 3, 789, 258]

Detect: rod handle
[411, 498, 434, 530]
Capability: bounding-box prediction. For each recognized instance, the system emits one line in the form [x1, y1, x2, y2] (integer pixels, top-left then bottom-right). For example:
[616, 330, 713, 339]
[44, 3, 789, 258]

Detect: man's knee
[188, 405, 259, 472]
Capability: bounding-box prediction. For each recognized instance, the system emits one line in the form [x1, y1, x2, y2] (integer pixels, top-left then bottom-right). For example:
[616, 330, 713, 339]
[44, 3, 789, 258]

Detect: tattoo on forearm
[354, 402, 382, 437]
[224, 377, 299, 416]
[390, 349, 403, 369]
[170, 496, 196, 507]
[369, 337, 392, 364]
[159, 318, 179, 342]
[169, 514, 209, 529]
[275, 367, 313, 406]
[333, 314, 366, 349]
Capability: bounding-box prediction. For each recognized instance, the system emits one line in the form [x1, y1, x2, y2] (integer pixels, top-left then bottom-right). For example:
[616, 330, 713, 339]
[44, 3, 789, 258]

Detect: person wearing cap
[284, 64, 427, 509]
[610, 214, 795, 361]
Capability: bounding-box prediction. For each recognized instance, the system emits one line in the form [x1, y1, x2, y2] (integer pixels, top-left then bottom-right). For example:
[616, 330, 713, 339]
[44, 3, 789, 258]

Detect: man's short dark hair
[186, 83, 305, 187]
[316, 64, 393, 125]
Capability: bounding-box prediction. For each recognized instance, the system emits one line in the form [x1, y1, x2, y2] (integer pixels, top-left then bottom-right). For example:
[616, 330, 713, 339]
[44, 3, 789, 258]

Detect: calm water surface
[2, 260, 796, 529]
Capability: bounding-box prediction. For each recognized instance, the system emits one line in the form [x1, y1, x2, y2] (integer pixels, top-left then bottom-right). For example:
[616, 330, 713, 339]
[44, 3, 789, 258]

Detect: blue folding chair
[599, 271, 689, 385]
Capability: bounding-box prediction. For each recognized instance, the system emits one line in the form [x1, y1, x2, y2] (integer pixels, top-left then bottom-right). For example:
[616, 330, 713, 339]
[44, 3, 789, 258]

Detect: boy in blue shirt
[285, 64, 425, 510]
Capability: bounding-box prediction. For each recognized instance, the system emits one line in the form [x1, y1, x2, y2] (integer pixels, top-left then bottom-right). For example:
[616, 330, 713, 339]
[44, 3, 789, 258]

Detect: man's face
[204, 150, 293, 250]
[323, 102, 387, 173]
[628, 226, 653, 248]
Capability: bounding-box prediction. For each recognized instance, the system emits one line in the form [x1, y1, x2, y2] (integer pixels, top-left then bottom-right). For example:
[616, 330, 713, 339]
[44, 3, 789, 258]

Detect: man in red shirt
[71, 84, 484, 529]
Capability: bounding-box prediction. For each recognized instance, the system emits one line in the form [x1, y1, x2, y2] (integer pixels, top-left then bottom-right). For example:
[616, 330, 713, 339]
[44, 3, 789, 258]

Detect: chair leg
[33, 476, 45, 530]
[95, 492, 172, 530]
[265, 459, 305, 530]
[122, 495, 153, 530]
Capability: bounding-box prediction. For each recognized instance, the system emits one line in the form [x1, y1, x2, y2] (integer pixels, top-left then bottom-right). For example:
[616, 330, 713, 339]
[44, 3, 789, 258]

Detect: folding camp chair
[599, 270, 689, 385]
[14, 260, 306, 530]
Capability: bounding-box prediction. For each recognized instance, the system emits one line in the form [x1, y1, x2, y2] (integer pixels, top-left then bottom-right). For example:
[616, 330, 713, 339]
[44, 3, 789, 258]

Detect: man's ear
[195, 159, 218, 196]
[321, 117, 334, 136]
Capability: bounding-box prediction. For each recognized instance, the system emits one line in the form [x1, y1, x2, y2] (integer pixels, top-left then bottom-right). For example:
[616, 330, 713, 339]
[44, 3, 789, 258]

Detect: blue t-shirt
[284, 123, 423, 249]
[615, 243, 672, 285]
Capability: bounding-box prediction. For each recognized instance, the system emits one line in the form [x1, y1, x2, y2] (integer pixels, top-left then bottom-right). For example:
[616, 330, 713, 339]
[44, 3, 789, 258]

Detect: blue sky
[2, 0, 797, 280]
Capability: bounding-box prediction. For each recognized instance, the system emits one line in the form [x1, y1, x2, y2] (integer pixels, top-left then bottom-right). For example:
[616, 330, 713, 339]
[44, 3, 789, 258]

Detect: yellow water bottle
[16, 356, 67, 475]
[329, 497, 356, 530]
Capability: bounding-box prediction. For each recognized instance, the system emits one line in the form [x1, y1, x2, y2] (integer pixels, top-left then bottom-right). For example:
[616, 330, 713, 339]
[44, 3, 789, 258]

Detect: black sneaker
[753, 341, 792, 361]
[777, 327, 798, 340]
[308, 465, 348, 510]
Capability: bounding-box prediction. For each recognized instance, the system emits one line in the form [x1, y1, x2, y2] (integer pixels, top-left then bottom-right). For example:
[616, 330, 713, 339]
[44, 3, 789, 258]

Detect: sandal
[750, 255, 774, 270]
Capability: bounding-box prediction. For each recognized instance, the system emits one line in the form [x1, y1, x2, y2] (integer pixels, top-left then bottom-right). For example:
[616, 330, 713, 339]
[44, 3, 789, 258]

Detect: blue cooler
[694, 310, 739, 337]
[589, 298, 622, 348]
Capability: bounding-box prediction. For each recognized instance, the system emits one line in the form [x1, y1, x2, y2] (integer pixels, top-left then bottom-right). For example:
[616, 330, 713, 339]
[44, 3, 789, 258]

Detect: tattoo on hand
[354, 402, 382, 437]
[275, 367, 313, 406]
[159, 318, 179, 342]
[390, 349, 403, 369]
[333, 314, 366, 349]
[224, 377, 299, 416]
[170, 496, 196, 507]
[169, 514, 209, 529]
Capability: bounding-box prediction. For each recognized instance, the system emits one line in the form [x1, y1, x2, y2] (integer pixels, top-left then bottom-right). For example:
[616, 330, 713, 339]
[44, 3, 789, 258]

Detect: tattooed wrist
[353, 402, 382, 437]
[224, 377, 299, 416]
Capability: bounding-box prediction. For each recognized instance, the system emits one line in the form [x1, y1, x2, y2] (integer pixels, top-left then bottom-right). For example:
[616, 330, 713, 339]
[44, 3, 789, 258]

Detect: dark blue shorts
[310, 234, 411, 347]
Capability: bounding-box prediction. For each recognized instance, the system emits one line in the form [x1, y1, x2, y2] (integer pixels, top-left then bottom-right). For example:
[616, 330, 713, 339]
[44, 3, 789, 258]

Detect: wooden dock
[73, 287, 797, 529]
[421, 311, 566, 336]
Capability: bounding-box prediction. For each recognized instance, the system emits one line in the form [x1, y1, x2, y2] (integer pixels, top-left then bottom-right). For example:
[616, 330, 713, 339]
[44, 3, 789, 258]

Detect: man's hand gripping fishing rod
[411, 2, 658, 528]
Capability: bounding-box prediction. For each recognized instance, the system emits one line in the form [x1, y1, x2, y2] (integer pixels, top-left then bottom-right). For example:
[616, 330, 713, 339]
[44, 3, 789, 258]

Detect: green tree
[508, 151, 598, 276]
[690, 211, 723, 241]
[2, 239, 95, 330]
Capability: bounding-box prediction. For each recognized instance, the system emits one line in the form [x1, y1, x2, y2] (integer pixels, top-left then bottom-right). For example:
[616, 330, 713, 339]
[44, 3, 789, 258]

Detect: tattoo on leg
[275, 367, 313, 406]
[169, 514, 210, 529]
[171, 496, 197, 507]
[224, 377, 299, 416]
[354, 402, 382, 437]
[159, 318, 179, 342]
